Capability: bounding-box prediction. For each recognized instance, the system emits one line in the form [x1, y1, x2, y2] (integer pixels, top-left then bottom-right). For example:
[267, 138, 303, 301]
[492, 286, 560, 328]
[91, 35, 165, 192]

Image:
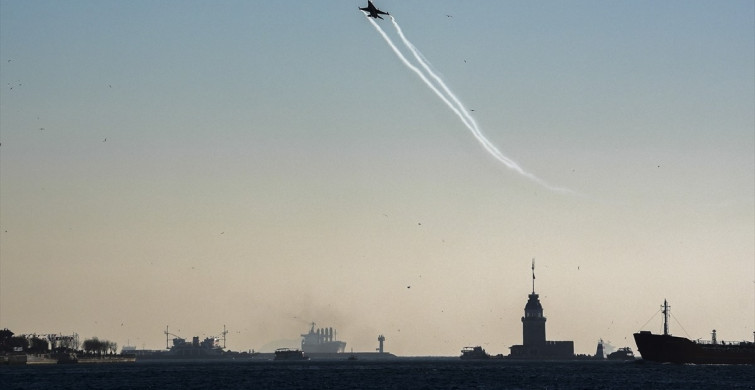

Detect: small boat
[606, 347, 636, 361]
[347, 348, 358, 360]
[460, 346, 490, 360]
[274, 348, 309, 361]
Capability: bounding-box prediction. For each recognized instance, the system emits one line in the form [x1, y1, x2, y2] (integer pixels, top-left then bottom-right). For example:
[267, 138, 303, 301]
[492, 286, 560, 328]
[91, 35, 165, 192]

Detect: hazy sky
[1, 1, 753, 356]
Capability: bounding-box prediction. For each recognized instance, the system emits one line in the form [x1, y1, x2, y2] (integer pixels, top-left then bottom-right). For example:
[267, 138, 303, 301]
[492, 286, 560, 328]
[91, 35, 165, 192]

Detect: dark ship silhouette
[460, 346, 491, 360]
[633, 300, 755, 365]
[274, 348, 308, 361]
[129, 326, 258, 360]
[606, 347, 636, 361]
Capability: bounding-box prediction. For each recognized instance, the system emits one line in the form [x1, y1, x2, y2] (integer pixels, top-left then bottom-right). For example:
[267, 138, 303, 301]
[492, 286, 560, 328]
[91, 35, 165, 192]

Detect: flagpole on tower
[531, 258, 536, 294]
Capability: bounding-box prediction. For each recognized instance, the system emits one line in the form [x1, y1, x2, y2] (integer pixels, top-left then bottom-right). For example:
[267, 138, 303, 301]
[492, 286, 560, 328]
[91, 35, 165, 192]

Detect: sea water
[2, 359, 753, 389]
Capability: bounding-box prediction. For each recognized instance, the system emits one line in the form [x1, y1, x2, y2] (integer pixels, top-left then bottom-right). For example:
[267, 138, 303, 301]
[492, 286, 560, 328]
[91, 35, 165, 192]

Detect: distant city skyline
[1, 1, 753, 356]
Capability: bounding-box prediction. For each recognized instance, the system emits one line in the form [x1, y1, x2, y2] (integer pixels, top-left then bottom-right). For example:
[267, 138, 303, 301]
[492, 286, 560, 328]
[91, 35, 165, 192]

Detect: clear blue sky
[1, 1, 753, 355]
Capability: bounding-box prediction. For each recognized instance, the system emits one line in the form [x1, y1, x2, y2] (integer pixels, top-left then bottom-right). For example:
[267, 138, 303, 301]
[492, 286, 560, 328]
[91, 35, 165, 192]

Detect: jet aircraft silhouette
[360, 1, 389, 20]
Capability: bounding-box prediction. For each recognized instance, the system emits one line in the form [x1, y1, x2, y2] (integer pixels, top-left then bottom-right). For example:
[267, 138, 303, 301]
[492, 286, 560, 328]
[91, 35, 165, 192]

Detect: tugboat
[460, 346, 490, 360]
[633, 300, 755, 364]
[274, 348, 309, 361]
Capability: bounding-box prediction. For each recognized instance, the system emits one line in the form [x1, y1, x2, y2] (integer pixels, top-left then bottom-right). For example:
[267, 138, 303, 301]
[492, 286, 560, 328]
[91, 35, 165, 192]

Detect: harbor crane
[164, 326, 183, 349]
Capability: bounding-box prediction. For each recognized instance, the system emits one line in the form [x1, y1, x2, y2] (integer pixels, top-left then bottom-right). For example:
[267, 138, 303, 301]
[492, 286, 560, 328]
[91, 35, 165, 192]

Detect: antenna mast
[662, 300, 670, 336]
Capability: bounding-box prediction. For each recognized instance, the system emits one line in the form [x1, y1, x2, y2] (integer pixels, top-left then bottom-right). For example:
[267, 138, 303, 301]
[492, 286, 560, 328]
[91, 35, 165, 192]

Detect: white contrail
[389, 17, 571, 193]
[392, 18, 493, 160]
[366, 17, 474, 131]
[391, 18, 481, 134]
[365, 14, 573, 193]
[393, 17, 519, 172]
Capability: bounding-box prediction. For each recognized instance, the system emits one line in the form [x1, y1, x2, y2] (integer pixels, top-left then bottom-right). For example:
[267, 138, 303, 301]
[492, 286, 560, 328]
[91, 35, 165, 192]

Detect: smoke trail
[365, 17, 474, 131]
[365, 14, 572, 193]
[406, 33, 555, 188]
[390, 17, 570, 192]
[392, 19, 500, 163]
[391, 19, 481, 137]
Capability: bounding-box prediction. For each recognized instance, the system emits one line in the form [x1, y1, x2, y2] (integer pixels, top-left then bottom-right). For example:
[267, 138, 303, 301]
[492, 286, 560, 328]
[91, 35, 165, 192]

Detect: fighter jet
[360, 1, 389, 20]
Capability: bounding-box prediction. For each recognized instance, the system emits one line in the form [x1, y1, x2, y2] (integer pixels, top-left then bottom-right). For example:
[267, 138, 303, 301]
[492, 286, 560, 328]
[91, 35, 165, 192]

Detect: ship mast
[662, 300, 670, 336]
[164, 325, 182, 349]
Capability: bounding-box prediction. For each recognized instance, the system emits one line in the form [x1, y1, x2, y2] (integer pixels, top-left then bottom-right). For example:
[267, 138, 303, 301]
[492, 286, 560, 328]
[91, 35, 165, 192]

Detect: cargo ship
[131, 326, 259, 360]
[300, 323, 346, 354]
[633, 300, 755, 365]
[131, 337, 229, 359]
[294, 326, 396, 360]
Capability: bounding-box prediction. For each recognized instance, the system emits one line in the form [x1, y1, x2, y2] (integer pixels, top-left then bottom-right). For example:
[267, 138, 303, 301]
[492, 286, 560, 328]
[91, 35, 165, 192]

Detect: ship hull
[307, 352, 397, 360]
[302, 341, 346, 354]
[132, 350, 260, 361]
[634, 331, 755, 365]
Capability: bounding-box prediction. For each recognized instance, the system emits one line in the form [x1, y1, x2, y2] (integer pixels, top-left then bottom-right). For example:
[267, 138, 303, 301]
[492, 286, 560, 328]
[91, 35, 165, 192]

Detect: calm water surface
[2, 359, 753, 389]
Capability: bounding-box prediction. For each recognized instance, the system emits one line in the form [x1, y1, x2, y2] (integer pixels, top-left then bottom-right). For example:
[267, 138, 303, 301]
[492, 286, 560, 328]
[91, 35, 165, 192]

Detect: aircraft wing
[360, 1, 389, 19]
